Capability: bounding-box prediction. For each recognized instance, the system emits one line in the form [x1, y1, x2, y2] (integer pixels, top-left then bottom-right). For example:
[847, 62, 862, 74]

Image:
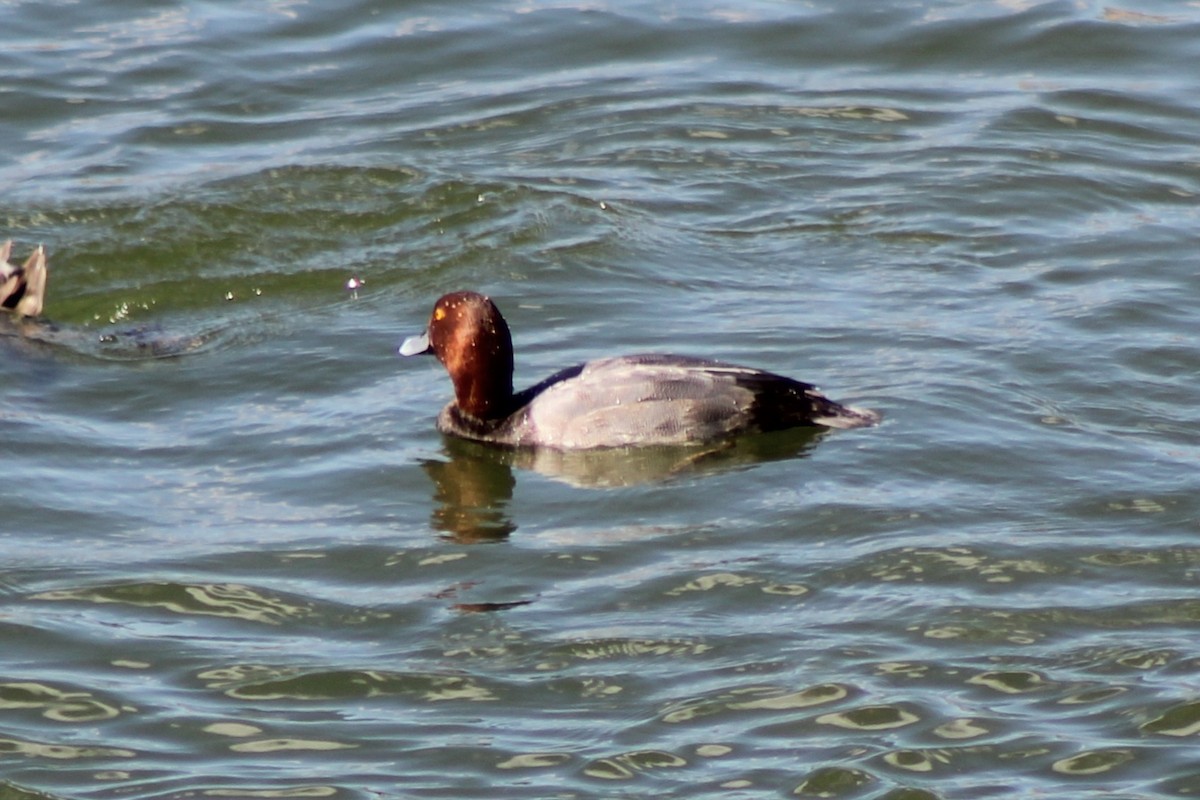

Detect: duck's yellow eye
[434, 307, 447, 321]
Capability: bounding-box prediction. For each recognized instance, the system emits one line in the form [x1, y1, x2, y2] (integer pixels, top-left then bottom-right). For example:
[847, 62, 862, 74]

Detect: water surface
[3, 1, 1200, 798]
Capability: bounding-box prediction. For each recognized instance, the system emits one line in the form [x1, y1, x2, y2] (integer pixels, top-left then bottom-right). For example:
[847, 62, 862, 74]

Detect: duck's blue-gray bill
[399, 330, 431, 356]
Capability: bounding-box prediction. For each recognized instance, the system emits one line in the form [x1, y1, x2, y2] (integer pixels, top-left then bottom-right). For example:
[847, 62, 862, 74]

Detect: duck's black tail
[740, 371, 880, 432]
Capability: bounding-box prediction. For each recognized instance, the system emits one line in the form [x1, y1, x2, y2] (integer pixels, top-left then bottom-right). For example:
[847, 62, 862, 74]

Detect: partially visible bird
[1, 240, 48, 317]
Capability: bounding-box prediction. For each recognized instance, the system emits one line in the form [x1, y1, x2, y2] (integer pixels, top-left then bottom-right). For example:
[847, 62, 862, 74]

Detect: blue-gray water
[3, 2, 1200, 798]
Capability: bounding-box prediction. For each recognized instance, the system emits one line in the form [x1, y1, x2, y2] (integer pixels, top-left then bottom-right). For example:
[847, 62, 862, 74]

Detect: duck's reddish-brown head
[400, 291, 515, 421]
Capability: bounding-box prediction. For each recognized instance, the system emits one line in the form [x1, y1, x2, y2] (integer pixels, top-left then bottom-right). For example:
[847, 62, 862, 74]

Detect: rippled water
[3, 1, 1200, 798]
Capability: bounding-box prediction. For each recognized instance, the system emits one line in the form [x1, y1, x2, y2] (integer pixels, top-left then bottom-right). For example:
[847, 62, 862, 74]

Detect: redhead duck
[1, 240, 47, 317]
[400, 291, 879, 449]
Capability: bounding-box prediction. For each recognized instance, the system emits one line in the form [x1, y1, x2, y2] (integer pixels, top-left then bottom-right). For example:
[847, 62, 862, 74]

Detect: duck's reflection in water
[421, 427, 828, 542]
[421, 442, 518, 543]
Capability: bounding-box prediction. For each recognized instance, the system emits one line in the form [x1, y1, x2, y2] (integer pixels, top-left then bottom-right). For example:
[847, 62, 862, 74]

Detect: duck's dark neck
[452, 371, 513, 421]
[448, 338, 514, 421]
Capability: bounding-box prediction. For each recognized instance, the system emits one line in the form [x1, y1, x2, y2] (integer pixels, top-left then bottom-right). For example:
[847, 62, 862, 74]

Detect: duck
[1, 240, 48, 317]
[400, 291, 879, 449]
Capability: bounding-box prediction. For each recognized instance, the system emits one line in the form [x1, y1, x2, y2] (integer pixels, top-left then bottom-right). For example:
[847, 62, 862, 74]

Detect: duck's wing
[586, 355, 880, 430]
[520, 354, 876, 448]
[516, 355, 779, 447]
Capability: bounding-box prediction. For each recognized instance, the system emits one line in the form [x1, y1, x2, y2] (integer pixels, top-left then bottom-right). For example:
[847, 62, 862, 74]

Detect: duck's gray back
[519, 354, 810, 448]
